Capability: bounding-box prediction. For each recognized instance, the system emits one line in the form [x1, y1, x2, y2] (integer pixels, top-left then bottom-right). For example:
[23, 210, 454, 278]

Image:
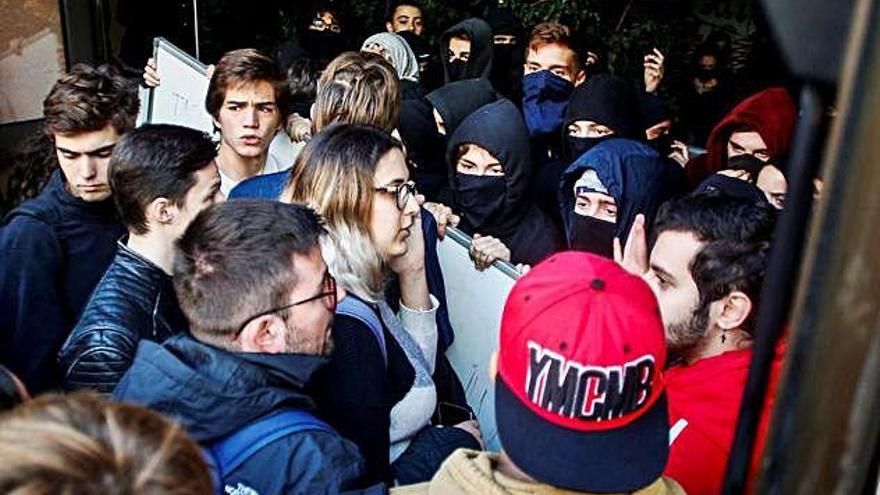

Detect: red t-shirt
[664, 350, 753, 495]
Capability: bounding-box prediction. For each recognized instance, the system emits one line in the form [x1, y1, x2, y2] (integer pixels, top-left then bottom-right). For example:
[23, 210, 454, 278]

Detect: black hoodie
[425, 78, 498, 139]
[440, 18, 494, 83]
[563, 74, 644, 162]
[447, 99, 562, 265]
[113, 335, 370, 494]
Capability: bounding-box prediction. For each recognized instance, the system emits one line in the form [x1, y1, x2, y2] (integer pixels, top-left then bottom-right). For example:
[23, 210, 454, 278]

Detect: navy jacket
[0, 170, 124, 393]
[58, 242, 188, 394]
[229, 174, 455, 351]
[114, 334, 375, 494]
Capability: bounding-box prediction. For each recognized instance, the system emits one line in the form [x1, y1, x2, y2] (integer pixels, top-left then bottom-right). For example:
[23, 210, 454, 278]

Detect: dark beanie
[565, 74, 643, 139]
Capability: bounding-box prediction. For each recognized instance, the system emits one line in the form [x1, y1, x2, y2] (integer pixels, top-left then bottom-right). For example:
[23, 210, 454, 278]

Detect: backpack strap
[336, 295, 388, 368]
[207, 409, 332, 479]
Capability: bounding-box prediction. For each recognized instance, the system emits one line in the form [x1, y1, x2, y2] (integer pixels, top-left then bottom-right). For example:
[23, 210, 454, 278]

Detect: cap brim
[495, 378, 669, 493]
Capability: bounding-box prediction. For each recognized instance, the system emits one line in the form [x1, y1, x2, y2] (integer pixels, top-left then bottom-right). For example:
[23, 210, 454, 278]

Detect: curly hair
[653, 194, 777, 334]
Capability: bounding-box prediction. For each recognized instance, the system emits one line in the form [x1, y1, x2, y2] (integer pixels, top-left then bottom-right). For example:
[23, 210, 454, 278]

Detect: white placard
[145, 37, 212, 133]
[438, 227, 519, 452]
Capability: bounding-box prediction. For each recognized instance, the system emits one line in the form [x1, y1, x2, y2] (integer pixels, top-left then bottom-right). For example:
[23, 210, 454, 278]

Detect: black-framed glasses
[233, 270, 337, 338]
[374, 180, 417, 210]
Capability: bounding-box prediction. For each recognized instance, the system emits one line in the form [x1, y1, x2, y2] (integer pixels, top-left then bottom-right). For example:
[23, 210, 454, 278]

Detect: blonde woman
[283, 124, 482, 485]
[0, 392, 212, 494]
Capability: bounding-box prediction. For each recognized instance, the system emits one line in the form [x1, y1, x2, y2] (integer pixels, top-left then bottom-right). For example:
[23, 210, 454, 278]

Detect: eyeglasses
[374, 180, 417, 210]
[234, 270, 338, 338]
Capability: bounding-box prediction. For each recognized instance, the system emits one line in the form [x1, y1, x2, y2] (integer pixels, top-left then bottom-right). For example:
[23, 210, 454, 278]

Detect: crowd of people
[0, 2, 813, 494]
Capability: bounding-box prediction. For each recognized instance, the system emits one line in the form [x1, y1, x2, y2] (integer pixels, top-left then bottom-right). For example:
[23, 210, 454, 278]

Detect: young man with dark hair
[387, 2, 424, 36]
[0, 64, 139, 393]
[394, 252, 684, 494]
[205, 48, 292, 196]
[59, 124, 222, 394]
[114, 200, 378, 494]
[618, 194, 777, 495]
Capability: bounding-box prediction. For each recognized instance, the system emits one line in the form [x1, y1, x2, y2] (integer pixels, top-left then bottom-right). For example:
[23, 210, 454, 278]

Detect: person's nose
[80, 156, 99, 181]
[243, 107, 259, 129]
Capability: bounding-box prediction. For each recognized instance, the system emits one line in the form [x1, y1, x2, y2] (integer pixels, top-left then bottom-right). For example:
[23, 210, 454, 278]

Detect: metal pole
[193, 0, 201, 60]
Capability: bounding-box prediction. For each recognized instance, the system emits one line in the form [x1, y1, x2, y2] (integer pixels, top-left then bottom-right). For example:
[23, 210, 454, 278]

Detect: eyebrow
[225, 99, 277, 106]
[203, 180, 221, 200]
[378, 178, 406, 188]
[56, 143, 116, 155]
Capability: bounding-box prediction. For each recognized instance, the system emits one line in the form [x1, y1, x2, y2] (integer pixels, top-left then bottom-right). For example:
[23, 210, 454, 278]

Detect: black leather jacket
[58, 242, 188, 394]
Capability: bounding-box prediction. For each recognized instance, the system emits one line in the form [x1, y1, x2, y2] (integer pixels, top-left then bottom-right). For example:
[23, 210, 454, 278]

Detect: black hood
[399, 99, 447, 177]
[564, 74, 643, 140]
[441, 18, 494, 83]
[113, 334, 325, 443]
[560, 138, 671, 245]
[425, 78, 498, 137]
[446, 98, 532, 237]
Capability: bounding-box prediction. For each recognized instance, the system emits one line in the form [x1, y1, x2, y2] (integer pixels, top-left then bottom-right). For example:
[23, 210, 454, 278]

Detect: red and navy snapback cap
[495, 251, 669, 493]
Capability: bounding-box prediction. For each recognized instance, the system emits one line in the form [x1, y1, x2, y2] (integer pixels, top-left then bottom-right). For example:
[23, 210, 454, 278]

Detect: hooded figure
[362, 32, 422, 99]
[447, 99, 561, 265]
[686, 87, 797, 187]
[560, 139, 671, 258]
[486, 7, 523, 101]
[398, 99, 448, 199]
[425, 78, 498, 138]
[563, 74, 644, 162]
[441, 18, 494, 83]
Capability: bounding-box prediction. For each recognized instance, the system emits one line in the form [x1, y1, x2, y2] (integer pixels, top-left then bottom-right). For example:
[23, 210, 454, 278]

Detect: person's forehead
[395, 5, 422, 17]
[54, 125, 119, 151]
[527, 43, 575, 67]
[461, 143, 496, 162]
[652, 231, 704, 278]
[223, 80, 277, 103]
[577, 190, 615, 203]
[374, 148, 408, 183]
[729, 130, 768, 149]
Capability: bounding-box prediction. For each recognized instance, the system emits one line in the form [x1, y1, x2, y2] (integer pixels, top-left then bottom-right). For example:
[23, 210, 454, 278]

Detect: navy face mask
[569, 214, 617, 259]
[522, 71, 575, 136]
[648, 133, 674, 158]
[455, 173, 506, 230]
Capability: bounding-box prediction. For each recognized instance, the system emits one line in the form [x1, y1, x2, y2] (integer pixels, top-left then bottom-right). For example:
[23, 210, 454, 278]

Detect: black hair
[109, 124, 218, 235]
[654, 194, 777, 334]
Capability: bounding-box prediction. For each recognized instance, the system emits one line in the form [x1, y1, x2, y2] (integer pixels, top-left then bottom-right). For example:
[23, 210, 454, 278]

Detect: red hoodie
[664, 340, 788, 495]
[685, 87, 797, 187]
[664, 350, 752, 495]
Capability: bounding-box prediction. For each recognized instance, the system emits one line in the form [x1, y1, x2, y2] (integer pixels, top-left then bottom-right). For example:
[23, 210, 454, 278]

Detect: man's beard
[665, 300, 711, 361]
[284, 321, 334, 356]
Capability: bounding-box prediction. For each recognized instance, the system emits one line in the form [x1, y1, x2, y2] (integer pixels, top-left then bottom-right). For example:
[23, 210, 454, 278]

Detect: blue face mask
[522, 71, 575, 136]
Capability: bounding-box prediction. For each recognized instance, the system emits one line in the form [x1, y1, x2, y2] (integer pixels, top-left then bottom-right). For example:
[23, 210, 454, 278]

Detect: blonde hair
[312, 52, 401, 134]
[0, 393, 212, 495]
[284, 124, 403, 302]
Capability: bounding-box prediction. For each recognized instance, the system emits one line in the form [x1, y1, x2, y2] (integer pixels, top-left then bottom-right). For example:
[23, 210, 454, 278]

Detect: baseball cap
[495, 251, 669, 493]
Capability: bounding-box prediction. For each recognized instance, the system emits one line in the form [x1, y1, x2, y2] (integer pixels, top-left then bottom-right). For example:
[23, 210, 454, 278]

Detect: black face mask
[455, 173, 506, 229]
[569, 214, 617, 258]
[726, 153, 766, 183]
[648, 133, 674, 157]
[448, 59, 468, 82]
[696, 68, 718, 83]
[565, 135, 609, 161]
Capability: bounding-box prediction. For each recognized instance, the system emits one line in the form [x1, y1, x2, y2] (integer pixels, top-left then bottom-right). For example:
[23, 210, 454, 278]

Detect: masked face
[455, 173, 506, 229]
[447, 59, 468, 82]
[522, 70, 575, 136]
[648, 133, 674, 157]
[565, 120, 614, 159]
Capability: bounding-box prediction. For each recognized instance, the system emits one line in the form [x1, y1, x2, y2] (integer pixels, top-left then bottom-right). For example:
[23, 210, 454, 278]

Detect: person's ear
[238, 315, 287, 354]
[574, 69, 587, 87]
[145, 197, 177, 228]
[715, 291, 753, 331]
[386, 21, 394, 32]
[488, 351, 499, 383]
